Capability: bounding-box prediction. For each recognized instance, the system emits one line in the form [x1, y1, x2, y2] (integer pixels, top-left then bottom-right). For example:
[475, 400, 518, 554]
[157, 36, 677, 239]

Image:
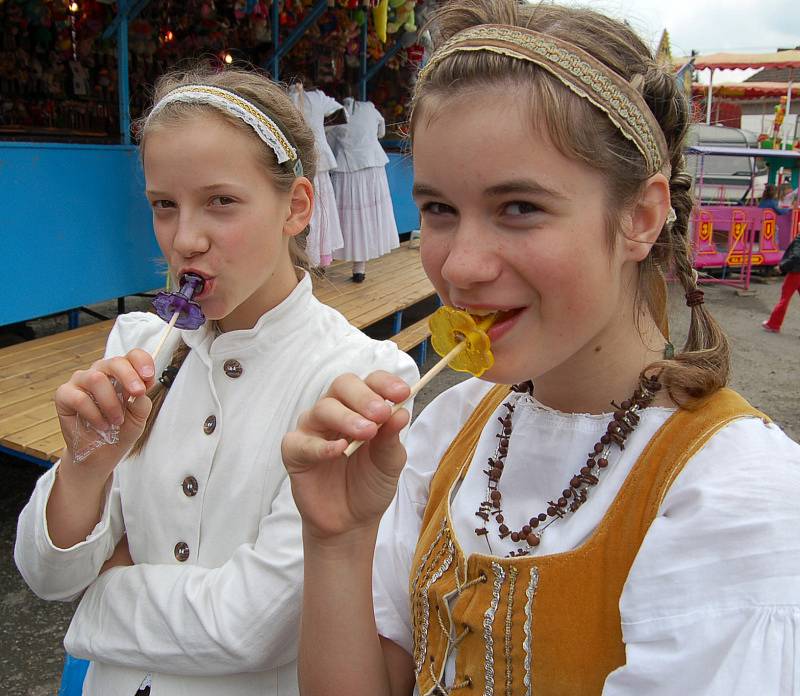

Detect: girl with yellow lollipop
[282, 1, 800, 693]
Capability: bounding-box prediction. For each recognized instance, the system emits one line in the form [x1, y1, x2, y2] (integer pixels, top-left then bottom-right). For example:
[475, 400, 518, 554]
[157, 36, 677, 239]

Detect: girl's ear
[622, 173, 671, 262]
[283, 176, 314, 238]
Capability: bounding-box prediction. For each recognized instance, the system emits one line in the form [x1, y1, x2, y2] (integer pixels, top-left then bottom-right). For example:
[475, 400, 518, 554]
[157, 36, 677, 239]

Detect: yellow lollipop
[343, 306, 496, 457]
[428, 306, 495, 377]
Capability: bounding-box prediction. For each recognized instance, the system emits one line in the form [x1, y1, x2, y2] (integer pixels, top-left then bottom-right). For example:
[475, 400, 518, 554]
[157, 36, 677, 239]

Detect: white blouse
[326, 98, 389, 173]
[15, 272, 419, 696]
[373, 378, 800, 695]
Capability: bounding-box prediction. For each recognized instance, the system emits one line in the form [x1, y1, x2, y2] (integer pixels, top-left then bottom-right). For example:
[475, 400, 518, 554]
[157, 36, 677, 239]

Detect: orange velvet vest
[409, 386, 765, 696]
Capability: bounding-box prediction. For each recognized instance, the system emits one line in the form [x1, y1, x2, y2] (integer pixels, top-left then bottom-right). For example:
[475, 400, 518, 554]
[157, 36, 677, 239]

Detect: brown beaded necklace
[474, 374, 662, 558]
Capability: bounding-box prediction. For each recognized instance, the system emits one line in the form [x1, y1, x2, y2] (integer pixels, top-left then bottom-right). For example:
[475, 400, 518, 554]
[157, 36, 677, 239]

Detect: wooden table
[0, 244, 435, 466]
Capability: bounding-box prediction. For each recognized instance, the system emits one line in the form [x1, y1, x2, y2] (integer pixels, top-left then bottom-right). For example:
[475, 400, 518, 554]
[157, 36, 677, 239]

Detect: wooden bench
[389, 315, 432, 366]
[0, 244, 435, 467]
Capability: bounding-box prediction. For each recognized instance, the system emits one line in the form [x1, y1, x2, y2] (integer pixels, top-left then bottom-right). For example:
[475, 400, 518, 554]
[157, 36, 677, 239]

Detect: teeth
[468, 309, 496, 317]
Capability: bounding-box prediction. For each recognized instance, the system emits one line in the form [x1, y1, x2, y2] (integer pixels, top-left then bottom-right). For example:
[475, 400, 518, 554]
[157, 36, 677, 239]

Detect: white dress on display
[326, 98, 399, 267]
[290, 86, 345, 267]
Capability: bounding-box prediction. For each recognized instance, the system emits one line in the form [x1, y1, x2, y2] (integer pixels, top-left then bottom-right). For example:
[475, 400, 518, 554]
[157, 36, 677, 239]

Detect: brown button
[223, 359, 243, 378]
[182, 476, 199, 497]
[174, 541, 190, 562]
[203, 415, 216, 434]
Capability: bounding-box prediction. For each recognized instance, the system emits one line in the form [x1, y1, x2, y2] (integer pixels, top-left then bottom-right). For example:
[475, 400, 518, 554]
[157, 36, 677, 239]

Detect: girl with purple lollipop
[15, 65, 417, 696]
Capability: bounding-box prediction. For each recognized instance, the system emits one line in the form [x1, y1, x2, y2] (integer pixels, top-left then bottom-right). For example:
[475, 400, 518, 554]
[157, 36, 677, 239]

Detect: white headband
[147, 84, 303, 176]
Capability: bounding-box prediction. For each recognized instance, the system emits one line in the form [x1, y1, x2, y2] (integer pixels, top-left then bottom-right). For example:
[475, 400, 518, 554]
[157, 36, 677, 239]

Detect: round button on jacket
[203, 415, 216, 435]
[223, 359, 243, 378]
[174, 541, 190, 562]
[182, 476, 199, 497]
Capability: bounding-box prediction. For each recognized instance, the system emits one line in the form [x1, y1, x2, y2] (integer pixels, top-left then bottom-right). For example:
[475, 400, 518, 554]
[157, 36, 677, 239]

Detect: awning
[674, 51, 800, 71]
[691, 82, 796, 100]
[686, 145, 800, 159]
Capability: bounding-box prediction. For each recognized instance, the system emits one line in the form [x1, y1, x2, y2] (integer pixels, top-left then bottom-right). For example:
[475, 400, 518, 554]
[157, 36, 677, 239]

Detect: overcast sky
[558, 0, 799, 82]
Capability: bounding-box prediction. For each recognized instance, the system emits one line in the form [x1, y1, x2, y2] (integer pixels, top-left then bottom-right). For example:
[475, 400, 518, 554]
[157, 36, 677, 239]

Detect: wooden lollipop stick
[124, 312, 179, 406]
[151, 311, 180, 361]
[343, 341, 466, 457]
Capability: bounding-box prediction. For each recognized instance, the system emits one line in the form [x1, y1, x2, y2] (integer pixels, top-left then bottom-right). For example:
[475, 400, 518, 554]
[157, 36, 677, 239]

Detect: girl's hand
[100, 535, 133, 574]
[281, 371, 411, 541]
[54, 349, 156, 477]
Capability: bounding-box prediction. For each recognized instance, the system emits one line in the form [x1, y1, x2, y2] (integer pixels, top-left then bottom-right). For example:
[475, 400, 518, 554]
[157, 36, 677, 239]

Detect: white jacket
[16, 272, 419, 696]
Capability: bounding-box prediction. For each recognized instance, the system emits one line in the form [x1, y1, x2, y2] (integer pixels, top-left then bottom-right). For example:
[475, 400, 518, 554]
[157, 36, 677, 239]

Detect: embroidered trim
[147, 85, 302, 173]
[416, 539, 455, 674]
[412, 517, 448, 595]
[417, 25, 667, 174]
[504, 566, 518, 696]
[522, 566, 540, 696]
[483, 562, 506, 696]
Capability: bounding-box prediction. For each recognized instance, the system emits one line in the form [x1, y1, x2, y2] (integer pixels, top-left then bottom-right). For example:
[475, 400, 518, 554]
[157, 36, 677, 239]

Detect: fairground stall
[1, 0, 428, 330]
[681, 51, 800, 290]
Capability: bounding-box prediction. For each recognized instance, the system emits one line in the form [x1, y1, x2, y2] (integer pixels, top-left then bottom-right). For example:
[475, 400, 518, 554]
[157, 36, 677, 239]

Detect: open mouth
[178, 271, 212, 300]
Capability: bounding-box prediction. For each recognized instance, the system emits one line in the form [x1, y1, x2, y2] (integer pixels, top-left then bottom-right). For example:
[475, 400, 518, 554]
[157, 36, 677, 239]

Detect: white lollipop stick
[151, 311, 180, 362]
[343, 342, 466, 457]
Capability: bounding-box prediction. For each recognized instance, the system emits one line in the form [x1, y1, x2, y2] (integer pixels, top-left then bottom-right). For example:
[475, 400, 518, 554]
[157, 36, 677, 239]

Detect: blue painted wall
[1, 142, 161, 326]
[1, 143, 419, 326]
[386, 151, 419, 235]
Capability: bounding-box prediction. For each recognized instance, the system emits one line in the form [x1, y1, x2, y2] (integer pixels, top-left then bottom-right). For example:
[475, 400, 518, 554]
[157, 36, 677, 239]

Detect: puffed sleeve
[603, 418, 800, 696]
[372, 379, 493, 654]
[13, 314, 168, 601]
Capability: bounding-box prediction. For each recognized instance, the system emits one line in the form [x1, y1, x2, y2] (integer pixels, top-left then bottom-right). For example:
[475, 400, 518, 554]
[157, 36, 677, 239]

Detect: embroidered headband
[416, 25, 669, 175]
[147, 84, 303, 176]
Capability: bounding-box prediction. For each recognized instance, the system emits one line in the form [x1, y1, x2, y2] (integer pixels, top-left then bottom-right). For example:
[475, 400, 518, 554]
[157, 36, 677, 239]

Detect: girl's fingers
[326, 371, 411, 426]
[102, 356, 149, 398]
[282, 430, 348, 473]
[302, 396, 381, 441]
[71, 370, 127, 427]
[55, 384, 112, 433]
[366, 407, 410, 478]
[125, 349, 156, 389]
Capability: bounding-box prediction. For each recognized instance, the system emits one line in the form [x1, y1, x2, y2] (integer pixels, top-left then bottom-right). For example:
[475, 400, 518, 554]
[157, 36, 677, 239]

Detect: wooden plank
[0, 347, 104, 395]
[0, 402, 57, 440]
[9, 418, 63, 449]
[0, 321, 112, 368]
[391, 316, 432, 352]
[0, 336, 107, 379]
[22, 430, 66, 463]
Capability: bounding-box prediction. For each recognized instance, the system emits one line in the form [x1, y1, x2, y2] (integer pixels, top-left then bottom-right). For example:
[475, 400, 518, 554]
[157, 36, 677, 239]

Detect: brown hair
[411, 0, 729, 406]
[131, 63, 317, 456]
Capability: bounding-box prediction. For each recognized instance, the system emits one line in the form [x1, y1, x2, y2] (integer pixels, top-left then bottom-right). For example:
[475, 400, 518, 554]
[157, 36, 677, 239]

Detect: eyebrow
[145, 183, 242, 196]
[412, 179, 567, 200]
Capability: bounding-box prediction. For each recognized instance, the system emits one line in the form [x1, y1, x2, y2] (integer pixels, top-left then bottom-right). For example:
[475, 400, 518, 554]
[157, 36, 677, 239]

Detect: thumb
[365, 408, 409, 482]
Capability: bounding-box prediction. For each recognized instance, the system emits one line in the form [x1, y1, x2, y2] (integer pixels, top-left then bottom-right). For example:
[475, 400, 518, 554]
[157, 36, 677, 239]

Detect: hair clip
[666, 206, 677, 226]
[159, 365, 180, 388]
[292, 158, 304, 177]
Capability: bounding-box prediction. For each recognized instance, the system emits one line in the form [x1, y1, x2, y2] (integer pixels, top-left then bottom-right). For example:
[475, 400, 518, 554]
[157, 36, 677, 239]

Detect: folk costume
[372, 25, 800, 696]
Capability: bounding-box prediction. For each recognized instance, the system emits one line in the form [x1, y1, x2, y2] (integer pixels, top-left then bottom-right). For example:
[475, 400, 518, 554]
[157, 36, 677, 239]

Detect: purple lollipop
[152, 273, 206, 329]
